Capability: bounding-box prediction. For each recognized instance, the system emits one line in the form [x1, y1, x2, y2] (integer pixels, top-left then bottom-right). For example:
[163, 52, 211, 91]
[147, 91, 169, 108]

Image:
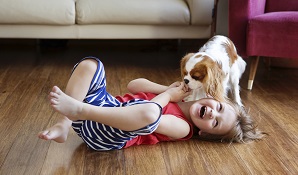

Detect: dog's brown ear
[205, 63, 225, 102]
[180, 53, 194, 78]
[180, 53, 194, 67]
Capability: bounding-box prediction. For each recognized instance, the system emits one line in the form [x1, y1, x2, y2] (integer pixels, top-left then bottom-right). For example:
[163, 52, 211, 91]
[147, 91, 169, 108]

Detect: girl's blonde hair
[198, 100, 267, 143]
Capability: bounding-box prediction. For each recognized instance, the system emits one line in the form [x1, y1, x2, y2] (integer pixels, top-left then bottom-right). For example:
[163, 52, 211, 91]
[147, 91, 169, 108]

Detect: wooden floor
[0, 39, 297, 175]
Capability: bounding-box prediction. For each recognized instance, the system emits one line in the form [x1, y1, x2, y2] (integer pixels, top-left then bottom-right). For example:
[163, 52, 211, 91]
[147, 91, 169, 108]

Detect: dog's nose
[184, 79, 189, 84]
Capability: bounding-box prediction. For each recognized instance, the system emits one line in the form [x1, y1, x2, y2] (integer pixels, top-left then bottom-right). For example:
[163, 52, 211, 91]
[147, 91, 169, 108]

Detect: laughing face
[189, 98, 237, 135]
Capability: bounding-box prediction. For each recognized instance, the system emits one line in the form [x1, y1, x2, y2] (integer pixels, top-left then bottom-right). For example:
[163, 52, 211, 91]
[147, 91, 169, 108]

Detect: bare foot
[49, 86, 83, 121]
[38, 122, 69, 143]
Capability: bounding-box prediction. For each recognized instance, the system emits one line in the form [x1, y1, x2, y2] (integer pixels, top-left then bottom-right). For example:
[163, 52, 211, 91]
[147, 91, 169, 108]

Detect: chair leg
[248, 56, 260, 90]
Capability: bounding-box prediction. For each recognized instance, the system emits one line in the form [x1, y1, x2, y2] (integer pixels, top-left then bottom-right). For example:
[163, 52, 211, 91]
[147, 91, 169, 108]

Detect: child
[38, 57, 264, 151]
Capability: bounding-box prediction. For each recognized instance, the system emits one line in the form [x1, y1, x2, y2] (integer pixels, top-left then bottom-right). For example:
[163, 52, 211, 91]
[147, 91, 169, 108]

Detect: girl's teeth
[200, 106, 206, 118]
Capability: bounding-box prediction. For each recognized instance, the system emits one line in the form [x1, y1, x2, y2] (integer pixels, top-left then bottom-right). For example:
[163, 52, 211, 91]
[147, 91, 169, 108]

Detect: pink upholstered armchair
[229, 0, 298, 89]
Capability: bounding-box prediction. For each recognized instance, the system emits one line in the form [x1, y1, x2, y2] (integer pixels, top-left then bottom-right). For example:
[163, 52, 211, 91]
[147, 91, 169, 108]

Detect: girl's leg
[49, 86, 162, 131]
[38, 59, 98, 142]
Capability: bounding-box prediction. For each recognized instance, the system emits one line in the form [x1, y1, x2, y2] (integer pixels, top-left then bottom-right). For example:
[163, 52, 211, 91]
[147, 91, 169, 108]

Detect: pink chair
[228, 0, 298, 89]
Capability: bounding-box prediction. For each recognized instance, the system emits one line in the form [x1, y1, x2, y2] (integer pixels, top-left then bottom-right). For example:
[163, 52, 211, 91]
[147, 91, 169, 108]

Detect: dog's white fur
[180, 35, 246, 106]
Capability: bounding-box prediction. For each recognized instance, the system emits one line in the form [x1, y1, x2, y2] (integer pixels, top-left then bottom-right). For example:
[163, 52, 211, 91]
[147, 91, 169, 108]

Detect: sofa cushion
[247, 12, 298, 59]
[76, 0, 190, 25]
[0, 0, 75, 25]
[265, 0, 298, 13]
[185, 0, 214, 25]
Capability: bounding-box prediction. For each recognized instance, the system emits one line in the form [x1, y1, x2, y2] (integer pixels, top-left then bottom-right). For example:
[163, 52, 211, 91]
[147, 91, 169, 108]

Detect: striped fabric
[71, 57, 162, 151]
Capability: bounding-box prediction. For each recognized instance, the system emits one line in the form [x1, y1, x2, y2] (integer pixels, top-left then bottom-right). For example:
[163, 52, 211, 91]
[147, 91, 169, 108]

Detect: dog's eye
[192, 75, 204, 81]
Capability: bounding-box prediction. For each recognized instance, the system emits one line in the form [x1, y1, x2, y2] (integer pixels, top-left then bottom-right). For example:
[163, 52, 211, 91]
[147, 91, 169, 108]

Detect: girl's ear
[198, 130, 208, 136]
[198, 130, 208, 137]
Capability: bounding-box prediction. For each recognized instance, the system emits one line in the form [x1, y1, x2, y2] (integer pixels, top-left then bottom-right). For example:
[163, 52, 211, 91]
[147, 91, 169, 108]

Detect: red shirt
[115, 92, 194, 148]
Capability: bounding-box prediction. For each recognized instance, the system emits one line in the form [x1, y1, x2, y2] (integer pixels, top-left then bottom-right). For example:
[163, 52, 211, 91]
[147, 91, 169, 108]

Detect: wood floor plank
[0, 59, 61, 174]
[124, 145, 168, 175]
[0, 66, 9, 109]
[246, 95, 298, 174]
[160, 141, 209, 175]
[40, 128, 85, 175]
[234, 142, 290, 174]
[0, 79, 45, 174]
[83, 148, 125, 175]
[0, 62, 34, 99]
[196, 142, 250, 174]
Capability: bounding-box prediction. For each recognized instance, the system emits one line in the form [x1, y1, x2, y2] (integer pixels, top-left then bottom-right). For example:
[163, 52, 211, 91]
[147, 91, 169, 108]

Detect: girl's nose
[209, 109, 213, 119]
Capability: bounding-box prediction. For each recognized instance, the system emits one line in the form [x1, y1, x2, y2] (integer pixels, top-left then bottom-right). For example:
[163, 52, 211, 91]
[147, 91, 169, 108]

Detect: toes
[38, 131, 50, 140]
[48, 91, 60, 104]
[52, 86, 62, 94]
[48, 92, 59, 105]
[50, 98, 59, 105]
[48, 92, 56, 98]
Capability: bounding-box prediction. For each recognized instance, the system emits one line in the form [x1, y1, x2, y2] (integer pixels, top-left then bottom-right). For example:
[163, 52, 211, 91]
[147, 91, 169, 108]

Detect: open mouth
[200, 106, 206, 118]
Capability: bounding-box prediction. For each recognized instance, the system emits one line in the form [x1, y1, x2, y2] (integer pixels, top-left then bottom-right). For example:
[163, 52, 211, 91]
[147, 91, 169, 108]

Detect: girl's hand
[165, 82, 192, 102]
[167, 81, 181, 89]
[167, 81, 191, 92]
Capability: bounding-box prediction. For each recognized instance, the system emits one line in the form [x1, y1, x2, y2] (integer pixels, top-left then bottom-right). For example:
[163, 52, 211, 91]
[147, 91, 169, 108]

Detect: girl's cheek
[197, 121, 208, 130]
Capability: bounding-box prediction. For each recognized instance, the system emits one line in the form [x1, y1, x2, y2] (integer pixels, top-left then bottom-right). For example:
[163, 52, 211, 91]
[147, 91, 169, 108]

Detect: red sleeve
[116, 92, 156, 102]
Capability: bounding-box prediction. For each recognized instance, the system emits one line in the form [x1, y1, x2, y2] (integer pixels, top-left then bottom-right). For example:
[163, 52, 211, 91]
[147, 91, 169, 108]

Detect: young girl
[38, 57, 264, 151]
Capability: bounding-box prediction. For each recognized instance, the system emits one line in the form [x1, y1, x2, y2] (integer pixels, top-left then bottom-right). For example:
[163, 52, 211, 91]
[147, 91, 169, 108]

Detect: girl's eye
[214, 120, 218, 128]
[219, 103, 223, 111]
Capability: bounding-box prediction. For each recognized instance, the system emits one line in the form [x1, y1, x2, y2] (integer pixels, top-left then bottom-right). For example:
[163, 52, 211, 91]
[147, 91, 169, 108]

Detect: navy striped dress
[71, 57, 162, 151]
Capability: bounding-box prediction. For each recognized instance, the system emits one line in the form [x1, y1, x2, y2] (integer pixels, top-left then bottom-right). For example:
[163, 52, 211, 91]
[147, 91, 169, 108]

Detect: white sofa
[0, 0, 216, 39]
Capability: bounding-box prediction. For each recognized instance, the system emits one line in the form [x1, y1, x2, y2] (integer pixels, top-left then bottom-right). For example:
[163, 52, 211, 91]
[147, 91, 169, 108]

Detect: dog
[180, 35, 246, 106]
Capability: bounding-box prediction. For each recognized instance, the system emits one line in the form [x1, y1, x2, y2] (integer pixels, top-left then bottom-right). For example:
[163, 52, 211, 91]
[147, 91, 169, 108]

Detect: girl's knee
[77, 59, 98, 73]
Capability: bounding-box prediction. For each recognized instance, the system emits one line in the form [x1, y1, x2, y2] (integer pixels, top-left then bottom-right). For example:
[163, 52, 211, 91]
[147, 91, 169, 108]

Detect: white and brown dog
[180, 35, 246, 106]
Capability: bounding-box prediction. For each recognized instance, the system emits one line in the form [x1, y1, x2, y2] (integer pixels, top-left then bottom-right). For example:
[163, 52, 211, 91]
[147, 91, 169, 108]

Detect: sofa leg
[248, 56, 260, 90]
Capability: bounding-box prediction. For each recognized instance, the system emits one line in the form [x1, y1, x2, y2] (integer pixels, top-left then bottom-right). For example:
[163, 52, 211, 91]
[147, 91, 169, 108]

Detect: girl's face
[189, 98, 237, 135]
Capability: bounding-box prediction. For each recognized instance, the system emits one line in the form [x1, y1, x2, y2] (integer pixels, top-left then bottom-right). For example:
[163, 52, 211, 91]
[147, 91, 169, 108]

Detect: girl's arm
[149, 83, 192, 139]
[155, 114, 191, 139]
[127, 78, 181, 95]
